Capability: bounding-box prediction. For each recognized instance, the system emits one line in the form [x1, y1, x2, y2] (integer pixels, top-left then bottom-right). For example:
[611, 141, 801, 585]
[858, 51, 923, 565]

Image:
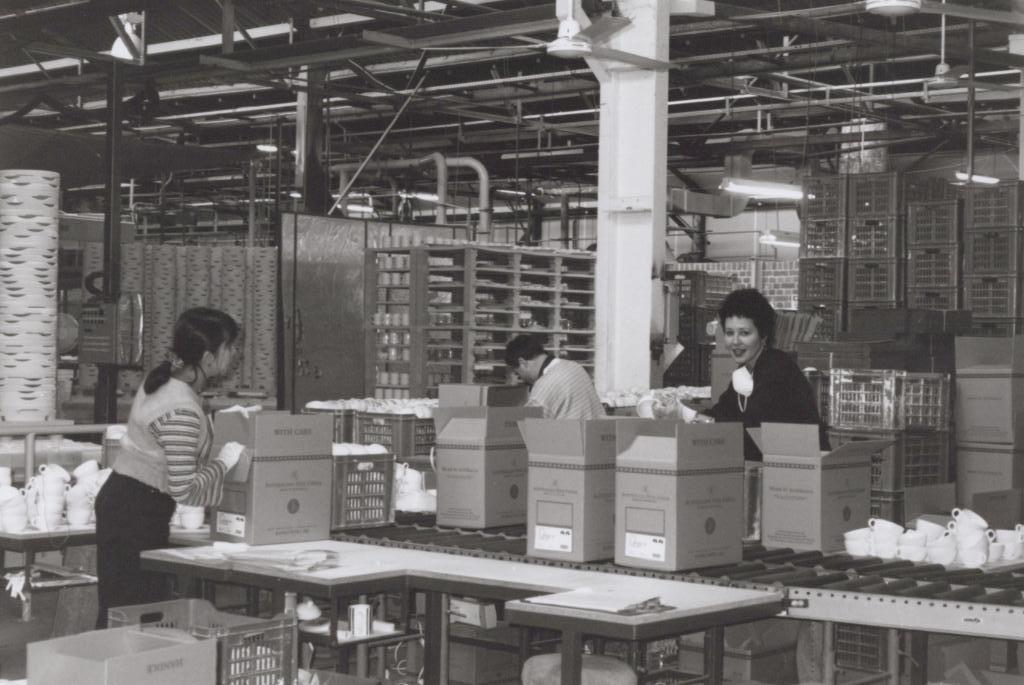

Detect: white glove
[216, 441, 245, 471]
[5, 572, 25, 601]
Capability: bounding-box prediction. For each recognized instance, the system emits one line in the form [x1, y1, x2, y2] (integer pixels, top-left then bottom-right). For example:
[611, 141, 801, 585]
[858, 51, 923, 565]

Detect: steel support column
[593, 0, 668, 392]
[296, 66, 330, 214]
[94, 60, 123, 424]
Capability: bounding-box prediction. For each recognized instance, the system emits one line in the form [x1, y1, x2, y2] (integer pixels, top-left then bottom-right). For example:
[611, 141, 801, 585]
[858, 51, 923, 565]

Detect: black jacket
[707, 347, 829, 461]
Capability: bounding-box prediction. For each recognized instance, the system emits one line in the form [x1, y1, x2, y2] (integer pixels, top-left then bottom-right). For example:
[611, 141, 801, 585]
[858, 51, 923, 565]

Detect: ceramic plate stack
[0, 170, 59, 422]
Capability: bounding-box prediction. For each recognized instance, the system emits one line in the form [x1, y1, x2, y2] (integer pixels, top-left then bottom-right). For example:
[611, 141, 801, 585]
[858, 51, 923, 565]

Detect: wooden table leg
[423, 591, 447, 685]
[703, 625, 724, 685]
[356, 594, 369, 678]
[560, 628, 584, 685]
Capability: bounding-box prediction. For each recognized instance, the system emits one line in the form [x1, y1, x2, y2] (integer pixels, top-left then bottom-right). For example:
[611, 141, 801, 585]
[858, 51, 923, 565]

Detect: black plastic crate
[849, 173, 900, 217]
[965, 181, 1023, 227]
[907, 246, 959, 289]
[970, 317, 1024, 337]
[674, 271, 735, 308]
[800, 301, 845, 341]
[904, 175, 962, 203]
[835, 622, 888, 673]
[907, 287, 958, 311]
[847, 259, 901, 303]
[830, 429, 950, 490]
[847, 216, 901, 258]
[963, 275, 1022, 317]
[800, 217, 846, 257]
[906, 200, 961, 246]
[963, 227, 1024, 274]
[799, 258, 846, 302]
[871, 489, 906, 524]
[803, 175, 847, 218]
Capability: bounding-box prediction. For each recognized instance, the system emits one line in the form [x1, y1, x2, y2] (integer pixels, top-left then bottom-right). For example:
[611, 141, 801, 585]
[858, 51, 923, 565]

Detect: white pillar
[1010, 34, 1024, 181]
[594, 0, 669, 393]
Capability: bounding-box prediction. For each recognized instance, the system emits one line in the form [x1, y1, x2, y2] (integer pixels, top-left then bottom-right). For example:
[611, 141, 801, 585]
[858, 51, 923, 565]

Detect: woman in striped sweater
[94, 307, 243, 627]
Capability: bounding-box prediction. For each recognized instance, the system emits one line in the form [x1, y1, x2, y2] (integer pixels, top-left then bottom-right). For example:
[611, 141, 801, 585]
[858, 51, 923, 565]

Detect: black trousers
[94, 470, 176, 628]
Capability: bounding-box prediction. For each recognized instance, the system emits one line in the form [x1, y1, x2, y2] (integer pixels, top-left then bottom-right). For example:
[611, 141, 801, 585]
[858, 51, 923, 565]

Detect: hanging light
[256, 143, 278, 153]
[865, 0, 921, 16]
[720, 177, 804, 200]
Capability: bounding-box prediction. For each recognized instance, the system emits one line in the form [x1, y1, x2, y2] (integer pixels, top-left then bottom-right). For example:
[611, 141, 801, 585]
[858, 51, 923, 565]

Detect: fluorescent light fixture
[495, 188, 527, 196]
[759, 233, 800, 248]
[256, 143, 278, 153]
[401, 192, 438, 202]
[955, 171, 1000, 185]
[865, 0, 920, 16]
[346, 204, 375, 214]
[288, 190, 302, 199]
[720, 177, 804, 200]
[499, 148, 583, 160]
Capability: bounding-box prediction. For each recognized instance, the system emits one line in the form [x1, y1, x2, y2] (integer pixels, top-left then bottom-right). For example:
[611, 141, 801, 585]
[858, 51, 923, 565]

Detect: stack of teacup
[170, 504, 206, 530]
[27, 463, 72, 531]
[65, 459, 110, 527]
[0, 473, 28, 533]
[843, 518, 912, 560]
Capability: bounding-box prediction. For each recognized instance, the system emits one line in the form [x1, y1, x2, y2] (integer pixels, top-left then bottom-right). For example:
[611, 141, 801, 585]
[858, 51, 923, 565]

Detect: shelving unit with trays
[829, 428, 950, 491]
[963, 275, 1022, 318]
[848, 172, 900, 218]
[798, 258, 846, 302]
[364, 247, 420, 399]
[963, 227, 1024, 274]
[800, 217, 846, 257]
[906, 200, 961, 246]
[847, 216, 901, 258]
[964, 181, 1022, 227]
[365, 245, 596, 397]
[846, 259, 901, 304]
[802, 175, 847, 218]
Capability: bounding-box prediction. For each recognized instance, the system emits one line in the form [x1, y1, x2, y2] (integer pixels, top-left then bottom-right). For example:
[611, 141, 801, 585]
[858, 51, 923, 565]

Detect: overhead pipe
[445, 156, 490, 236]
[420, 152, 447, 225]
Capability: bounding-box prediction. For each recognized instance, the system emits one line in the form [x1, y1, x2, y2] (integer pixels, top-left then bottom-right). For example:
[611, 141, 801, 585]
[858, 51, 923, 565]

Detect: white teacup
[926, 542, 957, 566]
[844, 527, 872, 541]
[874, 542, 899, 560]
[994, 529, 1019, 545]
[988, 542, 1005, 563]
[0, 484, 20, 504]
[38, 463, 71, 483]
[72, 459, 99, 482]
[0, 465, 10, 487]
[1, 512, 27, 533]
[898, 545, 928, 562]
[1003, 540, 1023, 560]
[845, 538, 871, 556]
[178, 505, 205, 530]
[66, 507, 91, 527]
[913, 518, 948, 543]
[869, 518, 904, 536]
[952, 507, 988, 528]
[899, 529, 927, 547]
[957, 528, 996, 549]
[960, 547, 988, 569]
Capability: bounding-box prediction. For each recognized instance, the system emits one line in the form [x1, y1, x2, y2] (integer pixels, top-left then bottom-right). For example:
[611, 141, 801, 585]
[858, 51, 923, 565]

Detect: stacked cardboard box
[954, 337, 1024, 505]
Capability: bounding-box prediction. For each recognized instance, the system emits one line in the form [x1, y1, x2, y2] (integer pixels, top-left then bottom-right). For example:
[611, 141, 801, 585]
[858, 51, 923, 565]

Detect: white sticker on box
[624, 532, 666, 561]
[217, 511, 246, 538]
[535, 525, 573, 552]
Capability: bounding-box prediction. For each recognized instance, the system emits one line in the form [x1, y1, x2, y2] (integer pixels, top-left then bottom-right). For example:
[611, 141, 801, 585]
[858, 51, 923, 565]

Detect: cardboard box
[675, 642, 797, 684]
[956, 443, 1024, 506]
[615, 420, 744, 571]
[438, 384, 528, 408]
[434, 406, 542, 528]
[28, 626, 216, 685]
[905, 483, 957, 522]
[971, 489, 1024, 529]
[211, 411, 334, 545]
[448, 623, 521, 685]
[519, 418, 617, 562]
[760, 423, 887, 552]
[955, 337, 1024, 445]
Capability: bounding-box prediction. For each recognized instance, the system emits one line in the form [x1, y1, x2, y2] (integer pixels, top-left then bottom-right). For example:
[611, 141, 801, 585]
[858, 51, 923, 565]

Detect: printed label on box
[217, 511, 246, 537]
[624, 532, 666, 561]
[535, 525, 573, 552]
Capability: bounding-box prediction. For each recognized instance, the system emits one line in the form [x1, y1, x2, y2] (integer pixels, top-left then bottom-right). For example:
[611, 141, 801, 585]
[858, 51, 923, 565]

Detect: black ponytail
[144, 360, 174, 394]
[142, 307, 240, 395]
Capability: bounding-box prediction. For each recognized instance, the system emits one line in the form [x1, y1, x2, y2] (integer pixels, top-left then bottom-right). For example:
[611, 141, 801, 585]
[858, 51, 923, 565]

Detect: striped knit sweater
[114, 377, 226, 507]
[527, 357, 605, 420]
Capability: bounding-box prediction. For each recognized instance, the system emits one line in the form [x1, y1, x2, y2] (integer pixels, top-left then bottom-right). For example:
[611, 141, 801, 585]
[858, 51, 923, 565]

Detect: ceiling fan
[363, 0, 675, 71]
[923, 0, 1020, 95]
[867, 0, 1024, 23]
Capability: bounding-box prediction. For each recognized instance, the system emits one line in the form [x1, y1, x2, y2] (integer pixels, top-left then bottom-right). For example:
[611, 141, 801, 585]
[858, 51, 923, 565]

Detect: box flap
[956, 336, 1024, 374]
[825, 438, 894, 463]
[760, 423, 821, 458]
[971, 489, 1023, 529]
[518, 418, 617, 466]
[212, 410, 331, 461]
[905, 483, 957, 521]
[746, 427, 763, 454]
[616, 420, 742, 470]
[438, 384, 528, 407]
[435, 406, 542, 446]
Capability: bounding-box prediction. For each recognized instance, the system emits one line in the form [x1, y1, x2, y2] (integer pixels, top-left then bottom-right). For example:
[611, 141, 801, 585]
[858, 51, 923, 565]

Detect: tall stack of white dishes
[0, 170, 59, 422]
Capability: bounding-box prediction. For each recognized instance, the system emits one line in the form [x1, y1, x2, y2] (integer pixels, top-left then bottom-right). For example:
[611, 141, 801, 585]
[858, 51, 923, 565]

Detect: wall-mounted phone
[79, 292, 144, 366]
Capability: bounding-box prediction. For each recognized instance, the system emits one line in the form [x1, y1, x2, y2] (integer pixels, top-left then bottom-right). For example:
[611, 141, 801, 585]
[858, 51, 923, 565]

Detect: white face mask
[732, 366, 754, 398]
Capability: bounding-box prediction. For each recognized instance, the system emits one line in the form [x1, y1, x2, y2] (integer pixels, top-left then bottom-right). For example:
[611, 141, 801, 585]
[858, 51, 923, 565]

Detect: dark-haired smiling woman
[94, 307, 245, 627]
[696, 288, 828, 461]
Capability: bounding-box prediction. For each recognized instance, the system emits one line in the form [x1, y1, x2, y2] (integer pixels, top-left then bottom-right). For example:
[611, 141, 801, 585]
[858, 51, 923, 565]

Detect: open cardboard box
[519, 418, 617, 562]
[28, 626, 216, 685]
[438, 384, 528, 408]
[757, 423, 891, 552]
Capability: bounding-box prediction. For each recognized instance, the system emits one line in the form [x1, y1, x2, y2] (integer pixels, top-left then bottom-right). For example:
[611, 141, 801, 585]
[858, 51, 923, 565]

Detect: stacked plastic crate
[845, 173, 904, 325]
[666, 270, 734, 386]
[962, 182, 1024, 336]
[828, 369, 952, 523]
[906, 200, 961, 311]
[799, 175, 848, 340]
